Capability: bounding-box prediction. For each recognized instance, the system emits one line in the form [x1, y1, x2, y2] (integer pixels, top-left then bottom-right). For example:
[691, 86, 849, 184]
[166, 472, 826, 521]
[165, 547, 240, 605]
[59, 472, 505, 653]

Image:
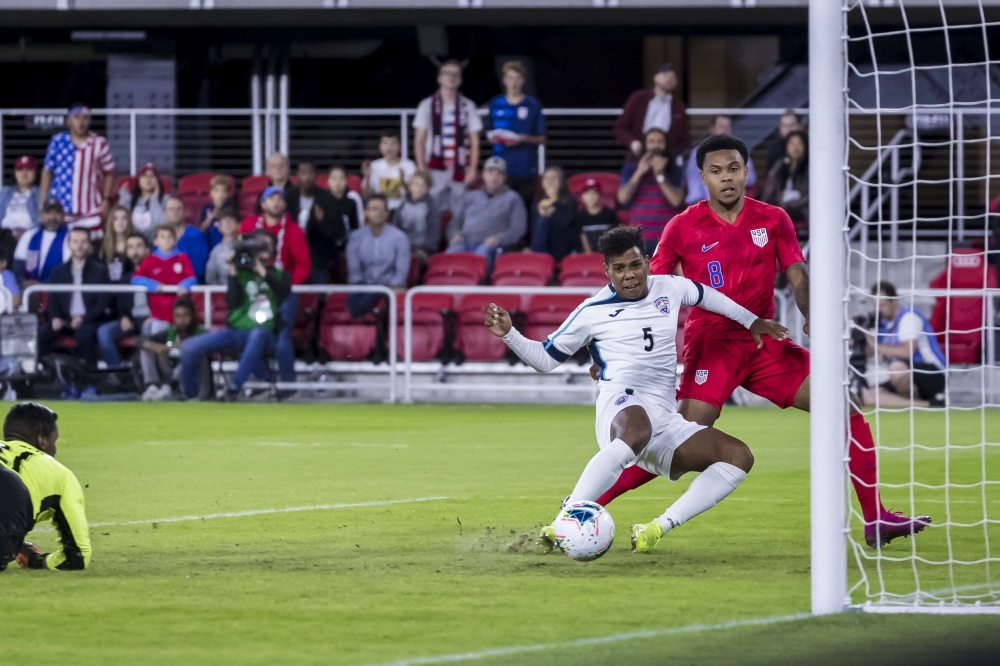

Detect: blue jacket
[175, 224, 209, 283]
[0, 186, 40, 230]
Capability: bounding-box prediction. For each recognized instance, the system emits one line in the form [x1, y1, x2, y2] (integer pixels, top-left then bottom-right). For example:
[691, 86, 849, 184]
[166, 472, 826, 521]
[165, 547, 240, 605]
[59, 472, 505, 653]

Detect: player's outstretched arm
[485, 303, 562, 373]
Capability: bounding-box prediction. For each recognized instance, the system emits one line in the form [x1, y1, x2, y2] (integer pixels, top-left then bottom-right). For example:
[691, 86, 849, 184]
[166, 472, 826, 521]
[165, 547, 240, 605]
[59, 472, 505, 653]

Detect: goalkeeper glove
[15, 542, 46, 570]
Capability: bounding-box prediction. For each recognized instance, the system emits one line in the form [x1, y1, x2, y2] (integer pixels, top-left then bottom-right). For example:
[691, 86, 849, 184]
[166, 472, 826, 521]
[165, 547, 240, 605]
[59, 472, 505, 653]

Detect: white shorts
[595, 388, 706, 481]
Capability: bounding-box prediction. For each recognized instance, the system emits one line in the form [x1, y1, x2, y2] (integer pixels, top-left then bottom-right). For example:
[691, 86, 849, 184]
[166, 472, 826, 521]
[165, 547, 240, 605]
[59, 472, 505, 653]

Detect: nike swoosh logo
[701, 242, 720, 252]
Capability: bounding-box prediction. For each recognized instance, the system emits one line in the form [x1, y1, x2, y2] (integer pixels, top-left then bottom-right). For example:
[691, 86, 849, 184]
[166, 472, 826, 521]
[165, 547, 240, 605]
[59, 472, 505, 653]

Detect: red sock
[848, 412, 885, 523]
[596, 465, 658, 506]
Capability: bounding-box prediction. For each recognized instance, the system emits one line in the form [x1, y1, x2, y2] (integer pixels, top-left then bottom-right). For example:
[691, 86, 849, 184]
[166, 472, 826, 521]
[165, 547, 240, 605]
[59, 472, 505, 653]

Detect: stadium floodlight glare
[814, 0, 1000, 614]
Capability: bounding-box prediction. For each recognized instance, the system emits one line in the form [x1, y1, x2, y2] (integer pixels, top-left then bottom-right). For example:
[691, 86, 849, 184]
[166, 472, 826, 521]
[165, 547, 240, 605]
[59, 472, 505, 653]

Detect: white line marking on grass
[250, 442, 409, 448]
[33, 497, 449, 532]
[365, 613, 812, 666]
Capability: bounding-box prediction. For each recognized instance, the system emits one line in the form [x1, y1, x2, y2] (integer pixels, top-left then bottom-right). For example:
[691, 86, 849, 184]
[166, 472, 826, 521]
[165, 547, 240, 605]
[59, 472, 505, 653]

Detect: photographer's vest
[227, 270, 284, 331]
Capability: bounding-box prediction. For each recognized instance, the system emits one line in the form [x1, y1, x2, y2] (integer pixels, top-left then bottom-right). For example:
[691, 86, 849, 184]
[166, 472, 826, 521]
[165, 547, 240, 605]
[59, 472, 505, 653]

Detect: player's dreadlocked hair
[597, 225, 645, 263]
[3, 402, 58, 446]
[695, 133, 749, 170]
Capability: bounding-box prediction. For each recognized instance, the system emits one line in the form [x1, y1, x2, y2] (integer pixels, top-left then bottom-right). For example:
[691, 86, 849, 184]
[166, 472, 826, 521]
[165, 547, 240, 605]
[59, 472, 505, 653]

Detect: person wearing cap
[13, 199, 71, 285]
[0, 156, 40, 237]
[614, 64, 689, 163]
[529, 166, 579, 261]
[685, 115, 757, 205]
[163, 195, 208, 283]
[39, 104, 115, 239]
[445, 156, 527, 271]
[571, 177, 619, 254]
[119, 163, 167, 236]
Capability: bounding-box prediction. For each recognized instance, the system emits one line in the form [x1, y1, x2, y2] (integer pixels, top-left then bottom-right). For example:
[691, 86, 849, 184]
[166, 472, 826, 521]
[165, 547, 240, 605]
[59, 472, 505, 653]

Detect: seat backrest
[399, 292, 454, 314]
[456, 293, 520, 317]
[929, 250, 998, 289]
[559, 252, 606, 282]
[239, 174, 270, 217]
[567, 172, 619, 210]
[424, 253, 488, 285]
[492, 252, 555, 282]
[524, 293, 587, 324]
[347, 174, 362, 195]
[177, 172, 222, 195]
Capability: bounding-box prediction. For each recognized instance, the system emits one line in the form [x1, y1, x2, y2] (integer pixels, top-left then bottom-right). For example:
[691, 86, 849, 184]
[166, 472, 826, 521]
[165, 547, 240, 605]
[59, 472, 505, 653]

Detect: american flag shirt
[43, 131, 115, 220]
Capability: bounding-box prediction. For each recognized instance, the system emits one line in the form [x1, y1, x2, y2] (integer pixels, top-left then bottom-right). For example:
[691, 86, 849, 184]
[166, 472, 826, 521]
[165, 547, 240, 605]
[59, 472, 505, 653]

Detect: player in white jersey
[485, 226, 788, 553]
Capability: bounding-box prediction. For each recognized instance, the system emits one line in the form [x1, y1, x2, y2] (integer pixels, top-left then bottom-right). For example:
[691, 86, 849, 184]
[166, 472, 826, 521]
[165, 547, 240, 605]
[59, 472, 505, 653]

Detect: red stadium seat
[190, 291, 228, 328]
[491, 252, 555, 287]
[424, 253, 487, 286]
[347, 174, 362, 195]
[523, 293, 587, 342]
[929, 249, 999, 363]
[567, 172, 620, 210]
[290, 293, 320, 353]
[559, 253, 608, 287]
[239, 174, 270, 218]
[396, 292, 452, 361]
[318, 293, 378, 361]
[176, 172, 230, 226]
[454, 293, 520, 361]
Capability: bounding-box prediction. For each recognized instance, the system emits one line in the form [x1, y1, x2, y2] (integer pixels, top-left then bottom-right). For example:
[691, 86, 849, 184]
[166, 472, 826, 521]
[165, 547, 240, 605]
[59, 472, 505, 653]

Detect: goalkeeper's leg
[0, 466, 34, 572]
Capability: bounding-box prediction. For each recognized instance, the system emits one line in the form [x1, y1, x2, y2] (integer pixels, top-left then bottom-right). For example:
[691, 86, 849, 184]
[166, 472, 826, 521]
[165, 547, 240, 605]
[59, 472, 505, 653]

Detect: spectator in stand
[487, 60, 546, 211]
[0, 253, 21, 311]
[362, 132, 416, 211]
[163, 195, 208, 283]
[762, 130, 809, 228]
[99, 205, 135, 282]
[766, 109, 804, 171]
[205, 208, 239, 286]
[180, 229, 292, 400]
[686, 117, 757, 205]
[615, 64, 689, 163]
[529, 166, 580, 261]
[413, 60, 483, 213]
[131, 225, 196, 335]
[119, 163, 166, 237]
[97, 232, 150, 370]
[40, 104, 115, 240]
[14, 199, 70, 285]
[138, 297, 205, 402]
[321, 166, 361, 282]
[0, 156, 40, 239]
[393, 170, 440, 261]
[573, 178, 619, 253]
[446, 157, 527, 272]
[240, 186, 310, 381]
[38, 227, 112, 367]
[617, 128, 686, 256]
[289, 163, 341, 278]
[258, 153, 299, 217]
[198, 175, 235, 250]
[346, 194, 409, 361]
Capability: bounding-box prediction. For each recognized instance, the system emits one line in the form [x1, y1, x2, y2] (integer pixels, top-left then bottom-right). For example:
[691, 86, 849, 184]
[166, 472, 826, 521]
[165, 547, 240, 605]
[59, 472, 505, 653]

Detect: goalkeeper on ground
[0, 402, 91, 571]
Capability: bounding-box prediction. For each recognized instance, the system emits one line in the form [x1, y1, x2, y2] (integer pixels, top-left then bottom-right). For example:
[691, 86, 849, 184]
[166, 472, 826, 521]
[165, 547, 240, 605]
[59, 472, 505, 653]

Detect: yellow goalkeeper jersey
[0, 439, 91, 570]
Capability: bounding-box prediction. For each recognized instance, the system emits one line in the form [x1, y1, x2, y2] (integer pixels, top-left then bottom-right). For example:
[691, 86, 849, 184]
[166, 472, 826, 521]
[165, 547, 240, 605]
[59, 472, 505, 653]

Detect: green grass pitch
[2, 402, 998, 665]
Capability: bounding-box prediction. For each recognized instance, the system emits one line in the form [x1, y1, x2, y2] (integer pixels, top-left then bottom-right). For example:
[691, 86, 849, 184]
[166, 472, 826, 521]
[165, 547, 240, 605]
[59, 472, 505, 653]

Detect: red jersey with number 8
[650, 197, 804, 340]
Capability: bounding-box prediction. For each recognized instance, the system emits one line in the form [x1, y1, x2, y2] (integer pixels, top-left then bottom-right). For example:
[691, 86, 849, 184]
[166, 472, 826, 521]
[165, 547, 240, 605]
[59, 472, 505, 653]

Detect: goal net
[843, 0, 1000, 612]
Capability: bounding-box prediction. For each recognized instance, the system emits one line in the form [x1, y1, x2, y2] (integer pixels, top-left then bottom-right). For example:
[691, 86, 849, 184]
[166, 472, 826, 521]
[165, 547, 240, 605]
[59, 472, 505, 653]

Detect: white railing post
[400, 112, 409, 162]
[279, 72, 289, 157]
[404, 288, 414, 403]
[265, 73, 276, 158]
[538, 144, 545, 173]
[129, 111, 137, 176]
[809, 0, 848, 615]
[251, 76, 263, 175]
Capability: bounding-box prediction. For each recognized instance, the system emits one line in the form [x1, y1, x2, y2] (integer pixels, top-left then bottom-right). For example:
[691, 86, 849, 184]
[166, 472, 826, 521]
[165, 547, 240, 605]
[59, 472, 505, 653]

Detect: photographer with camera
[178, 229, 293, 400]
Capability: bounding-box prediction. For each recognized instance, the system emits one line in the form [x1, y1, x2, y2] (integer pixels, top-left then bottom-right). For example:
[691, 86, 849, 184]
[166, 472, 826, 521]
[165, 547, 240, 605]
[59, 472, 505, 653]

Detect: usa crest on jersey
[695, 369, 709, 385]
[750, 228, 769, 247]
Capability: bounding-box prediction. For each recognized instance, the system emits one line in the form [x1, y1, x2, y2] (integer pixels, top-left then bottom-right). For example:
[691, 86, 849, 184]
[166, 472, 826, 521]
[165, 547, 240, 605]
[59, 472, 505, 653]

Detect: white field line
[365, 612, 812, 666]
[31, 496, 449, 533]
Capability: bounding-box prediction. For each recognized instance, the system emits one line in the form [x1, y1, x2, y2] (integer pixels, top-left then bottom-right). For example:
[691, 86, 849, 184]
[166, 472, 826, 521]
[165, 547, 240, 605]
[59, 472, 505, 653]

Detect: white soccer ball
[552, 501, 615, 562]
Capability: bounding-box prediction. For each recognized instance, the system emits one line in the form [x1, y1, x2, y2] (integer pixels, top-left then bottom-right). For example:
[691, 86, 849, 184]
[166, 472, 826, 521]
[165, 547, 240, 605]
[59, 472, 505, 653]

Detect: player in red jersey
[596, 133, 930, 548]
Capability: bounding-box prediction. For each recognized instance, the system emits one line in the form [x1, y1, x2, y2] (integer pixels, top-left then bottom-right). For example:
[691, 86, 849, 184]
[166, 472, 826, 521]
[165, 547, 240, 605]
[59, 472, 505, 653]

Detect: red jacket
[614, 88, 689, 161]
[240, 213, 312, 285]
[131, 249, 197, 322]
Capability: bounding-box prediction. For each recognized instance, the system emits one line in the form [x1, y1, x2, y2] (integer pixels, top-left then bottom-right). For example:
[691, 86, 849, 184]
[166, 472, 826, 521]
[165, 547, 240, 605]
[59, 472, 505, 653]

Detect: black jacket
[47, 258, 113, 324]
[305, 189, 357, 269]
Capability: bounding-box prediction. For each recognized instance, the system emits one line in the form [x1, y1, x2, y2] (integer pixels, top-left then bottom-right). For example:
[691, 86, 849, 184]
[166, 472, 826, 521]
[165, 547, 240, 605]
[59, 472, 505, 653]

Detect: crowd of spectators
[0, 65, 811, 399]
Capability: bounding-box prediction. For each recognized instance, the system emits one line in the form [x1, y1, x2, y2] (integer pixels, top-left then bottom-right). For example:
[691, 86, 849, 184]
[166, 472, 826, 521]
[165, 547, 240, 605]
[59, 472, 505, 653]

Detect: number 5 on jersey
[642, 327, 654, 351]
[707, 260, 724, 288]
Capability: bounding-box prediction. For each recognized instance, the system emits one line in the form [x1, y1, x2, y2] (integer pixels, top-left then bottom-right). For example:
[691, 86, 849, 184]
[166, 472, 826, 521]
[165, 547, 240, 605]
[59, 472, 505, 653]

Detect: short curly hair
[695, 133, 749, 171]
[597, 225, 645, 262]
[3, 402, 58, 446]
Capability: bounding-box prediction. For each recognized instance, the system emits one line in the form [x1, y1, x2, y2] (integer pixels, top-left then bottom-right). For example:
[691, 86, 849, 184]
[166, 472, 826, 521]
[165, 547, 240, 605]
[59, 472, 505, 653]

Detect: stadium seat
[523, 293, 587, 342]
[491, 252, 555, 287]
[616, 209, 632, 227]
[396, 293, 452, 361]
[928, 249, 999, 363]
[114, 174, 175, 198]
[423, 252, 487, 286]
[347, 174, 362, 195]
[559, 253, 608, 287]
[318, 293, 378, 361]
[239, 174, 270, 218]
[290, 293, 320, 353]
[567, 172, 620, 210]
[454, 293, 520, 361]
[177, 172, 230, 226]
[190, 291, 228, 328]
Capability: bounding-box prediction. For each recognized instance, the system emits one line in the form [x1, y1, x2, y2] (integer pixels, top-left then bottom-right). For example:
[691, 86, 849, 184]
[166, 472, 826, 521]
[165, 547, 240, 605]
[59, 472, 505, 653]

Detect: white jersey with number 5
[543, 275, 706, 410]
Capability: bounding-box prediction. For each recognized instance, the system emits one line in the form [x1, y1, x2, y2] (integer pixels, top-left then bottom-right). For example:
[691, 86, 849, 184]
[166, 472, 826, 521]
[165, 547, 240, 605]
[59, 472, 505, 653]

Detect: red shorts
[678, 332, 810, 411]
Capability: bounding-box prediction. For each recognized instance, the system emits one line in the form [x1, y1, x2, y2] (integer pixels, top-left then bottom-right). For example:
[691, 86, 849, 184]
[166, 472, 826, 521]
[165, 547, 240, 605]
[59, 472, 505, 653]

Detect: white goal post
[812, 0, 1000, 614]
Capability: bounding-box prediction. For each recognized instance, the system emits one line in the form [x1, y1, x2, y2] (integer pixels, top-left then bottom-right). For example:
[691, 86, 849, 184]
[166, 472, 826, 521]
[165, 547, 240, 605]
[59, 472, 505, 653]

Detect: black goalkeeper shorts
[0, 465, 33, 571]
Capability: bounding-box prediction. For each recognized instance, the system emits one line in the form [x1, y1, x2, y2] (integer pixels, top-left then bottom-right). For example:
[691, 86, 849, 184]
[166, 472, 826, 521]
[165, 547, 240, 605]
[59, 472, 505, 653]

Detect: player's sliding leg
[630, 428, 752, 553]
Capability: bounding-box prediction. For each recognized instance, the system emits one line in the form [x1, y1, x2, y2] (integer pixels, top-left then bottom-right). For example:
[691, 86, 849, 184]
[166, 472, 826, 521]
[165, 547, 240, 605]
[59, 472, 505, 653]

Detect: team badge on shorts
[615, 395, 629, 406]
[695, 369, 709, 385]
[654, 296, 670, 315]
[750, 228, 769, 248]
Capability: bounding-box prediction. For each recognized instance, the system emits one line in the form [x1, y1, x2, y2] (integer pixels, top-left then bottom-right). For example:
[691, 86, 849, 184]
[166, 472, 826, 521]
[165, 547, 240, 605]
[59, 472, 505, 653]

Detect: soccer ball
[552, 501, 615, 561]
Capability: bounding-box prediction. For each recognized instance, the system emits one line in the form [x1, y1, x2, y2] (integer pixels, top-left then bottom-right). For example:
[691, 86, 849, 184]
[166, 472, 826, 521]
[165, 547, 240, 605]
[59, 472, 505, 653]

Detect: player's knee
[723, 438, 754, 473]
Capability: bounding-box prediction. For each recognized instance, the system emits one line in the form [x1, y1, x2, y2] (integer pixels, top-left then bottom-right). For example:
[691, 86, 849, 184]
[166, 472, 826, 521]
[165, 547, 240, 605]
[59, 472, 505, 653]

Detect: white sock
[655, 462, 747, 533]
[567, 438, 637, 503]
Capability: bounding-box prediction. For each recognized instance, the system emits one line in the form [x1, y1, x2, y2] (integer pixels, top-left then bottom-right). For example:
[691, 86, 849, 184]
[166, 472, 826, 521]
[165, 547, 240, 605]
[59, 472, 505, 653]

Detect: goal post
[809, 0, 850, 616]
